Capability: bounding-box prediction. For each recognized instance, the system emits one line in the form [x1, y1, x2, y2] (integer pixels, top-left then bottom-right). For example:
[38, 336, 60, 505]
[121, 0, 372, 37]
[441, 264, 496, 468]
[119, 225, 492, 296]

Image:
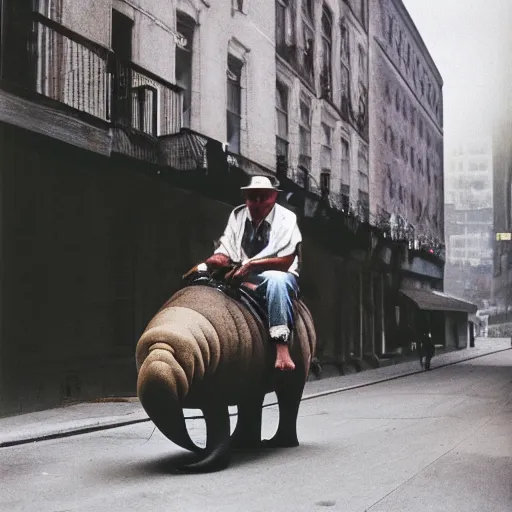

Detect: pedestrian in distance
[417, 313, 435, 370]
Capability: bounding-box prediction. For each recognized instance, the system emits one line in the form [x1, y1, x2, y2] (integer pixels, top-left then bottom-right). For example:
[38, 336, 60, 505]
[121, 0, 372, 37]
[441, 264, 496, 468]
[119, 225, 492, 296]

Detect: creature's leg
[231, 394, 265, 450]
[264, 363, 306, 448]
[180, 404, 231, 473]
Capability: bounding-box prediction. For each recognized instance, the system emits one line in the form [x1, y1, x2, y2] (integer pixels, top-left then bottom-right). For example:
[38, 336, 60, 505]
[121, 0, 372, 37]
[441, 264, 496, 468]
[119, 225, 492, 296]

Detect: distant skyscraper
[444, 137, 493, 306]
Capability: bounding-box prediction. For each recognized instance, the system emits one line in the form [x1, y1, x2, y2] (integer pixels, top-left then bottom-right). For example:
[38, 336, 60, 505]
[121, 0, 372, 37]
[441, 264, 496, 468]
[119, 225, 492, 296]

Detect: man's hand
[205, 253, 231, 269]
[226, 262, 252, 280]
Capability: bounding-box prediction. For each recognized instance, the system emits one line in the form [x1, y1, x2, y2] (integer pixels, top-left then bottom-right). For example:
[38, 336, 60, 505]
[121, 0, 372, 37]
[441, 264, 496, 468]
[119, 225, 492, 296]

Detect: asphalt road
[2, 351, 511, 512]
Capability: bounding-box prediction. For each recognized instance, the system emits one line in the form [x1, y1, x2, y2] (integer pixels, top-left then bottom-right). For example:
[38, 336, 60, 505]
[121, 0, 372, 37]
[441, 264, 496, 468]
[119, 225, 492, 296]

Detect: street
[2, 350, 511, 512]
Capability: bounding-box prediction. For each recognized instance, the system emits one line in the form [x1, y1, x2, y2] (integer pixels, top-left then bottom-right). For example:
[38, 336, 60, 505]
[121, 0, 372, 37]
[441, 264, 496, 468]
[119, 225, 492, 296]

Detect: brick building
[368, 0, 475, 354]
[369, 0, 444, 258]
[492, 57, 512, 312]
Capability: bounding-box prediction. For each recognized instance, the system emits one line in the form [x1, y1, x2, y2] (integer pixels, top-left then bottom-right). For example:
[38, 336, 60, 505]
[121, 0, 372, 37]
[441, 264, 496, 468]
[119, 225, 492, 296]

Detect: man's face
[244, 189, 278, 221]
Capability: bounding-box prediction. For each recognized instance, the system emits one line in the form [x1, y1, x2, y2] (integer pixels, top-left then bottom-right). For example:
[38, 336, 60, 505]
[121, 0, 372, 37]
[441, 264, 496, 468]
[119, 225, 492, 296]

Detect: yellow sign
[496, 233, 512, 241]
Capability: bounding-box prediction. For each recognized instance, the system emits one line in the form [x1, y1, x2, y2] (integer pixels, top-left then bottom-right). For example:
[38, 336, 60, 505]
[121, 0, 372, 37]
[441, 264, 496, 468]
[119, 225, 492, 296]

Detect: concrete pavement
[1, 348, 511, 512]
[0, 337, 510, 448]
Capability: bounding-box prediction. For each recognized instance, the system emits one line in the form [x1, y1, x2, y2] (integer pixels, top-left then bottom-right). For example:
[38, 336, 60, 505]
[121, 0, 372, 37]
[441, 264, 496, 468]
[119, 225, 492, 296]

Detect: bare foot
[275, 343, 295, 371]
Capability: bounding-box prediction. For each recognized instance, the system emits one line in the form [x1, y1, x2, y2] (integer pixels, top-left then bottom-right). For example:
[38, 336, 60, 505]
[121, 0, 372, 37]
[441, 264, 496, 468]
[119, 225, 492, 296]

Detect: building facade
[367, 0, 475, 355]
[492, 76, 512, 312]
[274, 0, 369, 215]
[369, 0, 444, 247]
[444, 138, 493, 307]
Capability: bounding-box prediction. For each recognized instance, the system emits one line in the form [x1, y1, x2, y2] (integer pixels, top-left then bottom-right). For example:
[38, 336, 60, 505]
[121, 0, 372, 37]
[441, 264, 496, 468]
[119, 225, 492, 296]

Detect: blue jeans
[247, 271, 299, 343]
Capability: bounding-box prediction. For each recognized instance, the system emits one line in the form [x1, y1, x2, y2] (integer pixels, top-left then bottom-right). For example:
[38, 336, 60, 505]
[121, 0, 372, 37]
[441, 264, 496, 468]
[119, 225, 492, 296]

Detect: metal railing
[110, 59, 182, 137]
[1, 12, 182, 136]
[36, 17, 111, 120]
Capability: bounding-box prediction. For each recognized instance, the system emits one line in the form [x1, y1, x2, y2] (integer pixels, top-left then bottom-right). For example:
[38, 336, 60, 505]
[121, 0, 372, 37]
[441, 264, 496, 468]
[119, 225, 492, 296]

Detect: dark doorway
[0, 0, 38, 87]
[175, 11, 195, 128]
[111, 9, 133, 127]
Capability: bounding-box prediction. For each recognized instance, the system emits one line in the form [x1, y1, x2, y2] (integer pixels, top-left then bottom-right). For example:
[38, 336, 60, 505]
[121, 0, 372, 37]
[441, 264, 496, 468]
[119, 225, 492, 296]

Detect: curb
[2, 346, 510, 448]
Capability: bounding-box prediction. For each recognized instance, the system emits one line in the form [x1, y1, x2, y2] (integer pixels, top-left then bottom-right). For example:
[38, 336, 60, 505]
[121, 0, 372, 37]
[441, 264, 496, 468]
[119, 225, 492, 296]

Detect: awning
[400, 288, 477, 314]
[158, 131, 209, 170]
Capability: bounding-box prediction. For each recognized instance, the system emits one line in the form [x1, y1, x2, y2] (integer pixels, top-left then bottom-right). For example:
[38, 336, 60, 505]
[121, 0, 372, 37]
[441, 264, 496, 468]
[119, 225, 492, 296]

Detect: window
[410, 147, 415, 169]
[395, 90, 400, 112]
[111, 10, 134, 129]
[358, 45, 367, 87]
[358, 0, 366, 27]
[321, 123, 332, 174]
[419, 118, 424, 138]
[276, 81, 289, 161]
[396, 29, 402, 59]
[276, 1, 287, 54]
[385, 83, 391, 103]
[341, 138, 350, 186]
[340, 19, 350, 63]
[276, 0, 295, 61]
[358, 148, 369, 209]
[302, 0, 314, 82]
[321, 5, 333, 100]
[340, 64, 350, 119]
[303, 0, 314, 19]
[358, 191, 369, 222]
[389, 128, 395, 153]
[176, 11, 195, 128]
[320, 171, 331, 196]
[341, 183, 350, 212]
[227, 55, 243, 154]
[299, 97, 312, 171]
[388, 16, 394, 44]
[387, 166, 394, 199]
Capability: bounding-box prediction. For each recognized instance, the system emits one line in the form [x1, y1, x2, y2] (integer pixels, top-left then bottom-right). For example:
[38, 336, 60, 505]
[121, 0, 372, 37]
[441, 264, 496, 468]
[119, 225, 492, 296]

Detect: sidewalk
[1, 337, 510, 448]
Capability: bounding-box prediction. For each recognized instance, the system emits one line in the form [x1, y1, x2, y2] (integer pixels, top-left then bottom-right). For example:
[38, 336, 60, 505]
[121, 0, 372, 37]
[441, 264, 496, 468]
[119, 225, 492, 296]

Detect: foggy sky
[400, 0, 512, 150]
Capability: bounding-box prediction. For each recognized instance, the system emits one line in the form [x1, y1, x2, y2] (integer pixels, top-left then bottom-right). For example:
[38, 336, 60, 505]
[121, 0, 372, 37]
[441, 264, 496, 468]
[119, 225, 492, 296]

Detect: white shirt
[214, 203, 302, 276]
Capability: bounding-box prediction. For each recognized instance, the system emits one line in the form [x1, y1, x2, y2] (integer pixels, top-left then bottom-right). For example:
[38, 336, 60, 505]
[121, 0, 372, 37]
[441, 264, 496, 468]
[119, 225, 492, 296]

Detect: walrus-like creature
[135, 278, 316, 472]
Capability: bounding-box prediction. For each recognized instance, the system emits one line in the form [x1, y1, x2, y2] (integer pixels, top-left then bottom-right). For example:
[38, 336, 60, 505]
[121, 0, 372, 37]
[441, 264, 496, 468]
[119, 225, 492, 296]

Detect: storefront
[400, 288, 478, 350]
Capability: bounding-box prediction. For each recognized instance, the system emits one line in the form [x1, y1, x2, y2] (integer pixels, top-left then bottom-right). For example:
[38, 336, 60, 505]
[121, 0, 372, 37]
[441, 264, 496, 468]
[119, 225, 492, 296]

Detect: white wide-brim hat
[240, 175, 282, 191]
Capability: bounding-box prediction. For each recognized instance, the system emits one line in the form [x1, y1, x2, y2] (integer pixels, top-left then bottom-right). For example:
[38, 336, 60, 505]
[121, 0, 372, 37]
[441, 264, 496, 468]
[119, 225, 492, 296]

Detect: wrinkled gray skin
[135, 285, 317, 473]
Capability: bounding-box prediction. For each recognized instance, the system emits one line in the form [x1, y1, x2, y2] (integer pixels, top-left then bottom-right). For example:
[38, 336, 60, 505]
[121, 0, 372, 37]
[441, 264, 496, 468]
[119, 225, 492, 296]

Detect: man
[196, 176, 302, 371]
[417, 312, 435, 371]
